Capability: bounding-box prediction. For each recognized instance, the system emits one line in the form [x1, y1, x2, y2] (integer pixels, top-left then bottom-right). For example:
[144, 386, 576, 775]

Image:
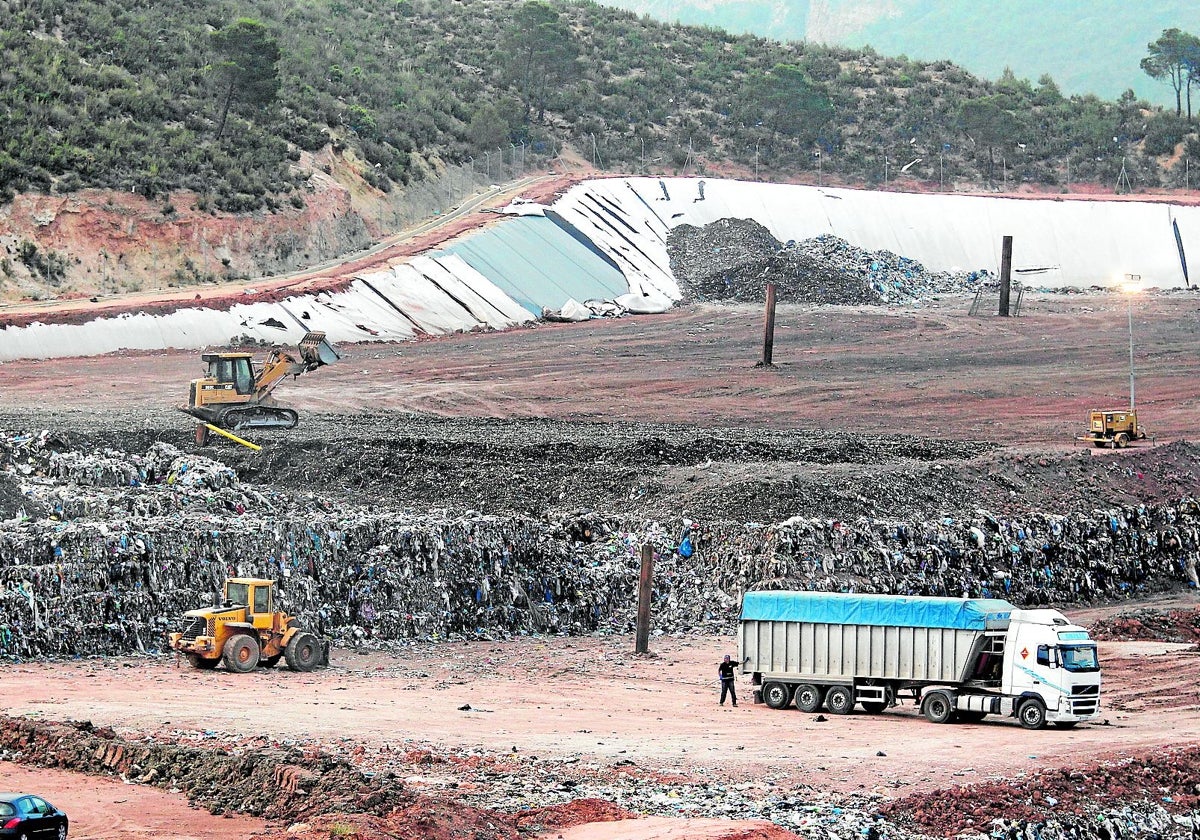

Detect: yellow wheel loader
[181, 331, 339, 445]
[168, 578, 328, 672]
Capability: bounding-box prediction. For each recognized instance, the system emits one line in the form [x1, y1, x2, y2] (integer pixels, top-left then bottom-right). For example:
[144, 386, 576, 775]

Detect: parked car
[0, 793, 68, 840]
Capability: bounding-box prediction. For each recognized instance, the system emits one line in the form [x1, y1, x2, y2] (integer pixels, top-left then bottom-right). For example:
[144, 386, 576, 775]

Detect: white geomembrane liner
[1, 177, 1193, 360]
[550, 177, 1198, 290]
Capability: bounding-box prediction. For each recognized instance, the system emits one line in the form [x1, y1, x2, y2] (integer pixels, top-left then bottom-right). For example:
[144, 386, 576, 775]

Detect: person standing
[718, 654, 738, 707]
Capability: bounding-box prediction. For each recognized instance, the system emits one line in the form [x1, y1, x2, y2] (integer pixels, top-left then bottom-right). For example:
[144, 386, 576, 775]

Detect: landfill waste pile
[882, 745, 1200, 837]
[1, 430, 1198, 659]
[667, 218, 995, 305]
[1089, 605, 1200, 643]
[350, 740, 1200, 840]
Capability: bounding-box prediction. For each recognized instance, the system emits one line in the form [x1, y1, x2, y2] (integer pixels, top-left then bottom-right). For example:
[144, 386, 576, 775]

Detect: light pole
[1123, 275, 1141, 410]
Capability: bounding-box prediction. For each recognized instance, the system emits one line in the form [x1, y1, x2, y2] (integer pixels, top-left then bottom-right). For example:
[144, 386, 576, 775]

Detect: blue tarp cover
[741, 591, 1013, 630]
[440, 216, 628, 315]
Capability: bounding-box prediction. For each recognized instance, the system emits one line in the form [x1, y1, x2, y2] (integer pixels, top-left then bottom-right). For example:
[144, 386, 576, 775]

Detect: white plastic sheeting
[0, 254, 532, 361]
[546, 177, 1199, 290]
[2, 177, 1194, 362]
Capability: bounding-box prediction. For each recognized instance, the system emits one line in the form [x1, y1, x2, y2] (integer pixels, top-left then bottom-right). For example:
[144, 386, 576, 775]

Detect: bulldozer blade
[298, 331, 340, 367]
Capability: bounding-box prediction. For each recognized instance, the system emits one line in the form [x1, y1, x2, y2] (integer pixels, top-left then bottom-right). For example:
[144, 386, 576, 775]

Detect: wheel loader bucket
[298, 331, 340, 367]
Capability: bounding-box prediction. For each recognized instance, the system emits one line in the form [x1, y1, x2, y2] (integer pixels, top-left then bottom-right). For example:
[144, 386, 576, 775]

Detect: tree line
[0, 0, 1198, 213]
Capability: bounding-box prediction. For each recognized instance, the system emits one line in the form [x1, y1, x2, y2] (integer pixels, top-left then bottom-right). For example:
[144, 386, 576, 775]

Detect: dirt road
[1, 625, 1197, 838]
[1, 291, 1194, 443]
[0, 762, 266, 840]
[3, 630, 1198, 794]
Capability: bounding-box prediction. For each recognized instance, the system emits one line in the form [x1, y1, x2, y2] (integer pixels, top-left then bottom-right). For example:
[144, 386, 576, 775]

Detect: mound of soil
[1091, 606, 1200, 643]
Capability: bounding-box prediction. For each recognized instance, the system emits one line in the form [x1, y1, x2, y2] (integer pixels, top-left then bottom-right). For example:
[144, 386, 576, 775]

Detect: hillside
[1, 0, 1198, 298]
[596, 0, 1200, 106]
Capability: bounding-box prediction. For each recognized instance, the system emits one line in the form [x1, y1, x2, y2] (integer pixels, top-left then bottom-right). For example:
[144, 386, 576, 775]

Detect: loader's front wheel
[186, 653, 219, 670]
[222, 634, 260, 673]
[285, 632, 322, 672]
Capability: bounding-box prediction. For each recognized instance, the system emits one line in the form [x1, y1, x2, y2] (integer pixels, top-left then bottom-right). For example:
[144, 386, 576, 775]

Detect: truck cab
[1002, 609, 1101, 726]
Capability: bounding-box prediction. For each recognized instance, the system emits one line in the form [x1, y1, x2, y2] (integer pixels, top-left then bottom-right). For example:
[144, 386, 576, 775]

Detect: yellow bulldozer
[168, 578, 327, 672]
[182, 331, 339, 445]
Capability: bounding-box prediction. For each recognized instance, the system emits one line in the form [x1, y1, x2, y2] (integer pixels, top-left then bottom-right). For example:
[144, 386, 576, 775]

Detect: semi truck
[739, 591, 1100, 729]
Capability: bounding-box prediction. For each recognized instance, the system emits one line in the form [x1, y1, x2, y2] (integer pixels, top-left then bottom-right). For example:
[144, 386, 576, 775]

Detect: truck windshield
[225, 582, 249, 606]
[1060, 645, 1099, 672]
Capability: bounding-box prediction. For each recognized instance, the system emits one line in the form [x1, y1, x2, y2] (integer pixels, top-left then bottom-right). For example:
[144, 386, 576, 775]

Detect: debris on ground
[883, 746, 1200, 836]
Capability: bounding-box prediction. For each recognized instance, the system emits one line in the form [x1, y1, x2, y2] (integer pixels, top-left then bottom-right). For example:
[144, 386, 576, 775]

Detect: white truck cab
[1002, 609, 1101, 726]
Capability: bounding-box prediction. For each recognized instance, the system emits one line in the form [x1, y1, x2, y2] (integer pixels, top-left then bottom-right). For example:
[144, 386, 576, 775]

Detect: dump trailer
[739, 591, 1101, 730]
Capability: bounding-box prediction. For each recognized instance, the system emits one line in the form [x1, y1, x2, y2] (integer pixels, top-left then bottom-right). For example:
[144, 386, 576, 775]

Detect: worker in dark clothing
[718, 654, 738, 706]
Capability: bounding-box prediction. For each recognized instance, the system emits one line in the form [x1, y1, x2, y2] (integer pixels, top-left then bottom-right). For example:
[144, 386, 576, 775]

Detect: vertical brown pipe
[761, 282, 777, 365]
[635, 543, 654, 654]
[998, 236, 1013, 316]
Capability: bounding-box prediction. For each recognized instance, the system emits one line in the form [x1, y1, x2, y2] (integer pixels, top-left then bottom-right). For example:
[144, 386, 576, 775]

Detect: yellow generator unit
[168, 578, 327, 672]
[1080, 409, 1146, 449]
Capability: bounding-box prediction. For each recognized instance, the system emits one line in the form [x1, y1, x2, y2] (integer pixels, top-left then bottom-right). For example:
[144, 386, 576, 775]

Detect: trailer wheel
[222, 634, 260, 673]
[1018, 698, 1047, 730]
[1114, 433, 1129, 449]
[825, 685, 854, 715]
[794, 684, 825, 713]
[922, 691, 955, 724]
[762, 681, 792, 710]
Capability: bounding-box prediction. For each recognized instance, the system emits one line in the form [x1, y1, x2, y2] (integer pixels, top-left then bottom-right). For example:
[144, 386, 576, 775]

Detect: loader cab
[223, 578, 275, 627]
[203, 353, 256, 395]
